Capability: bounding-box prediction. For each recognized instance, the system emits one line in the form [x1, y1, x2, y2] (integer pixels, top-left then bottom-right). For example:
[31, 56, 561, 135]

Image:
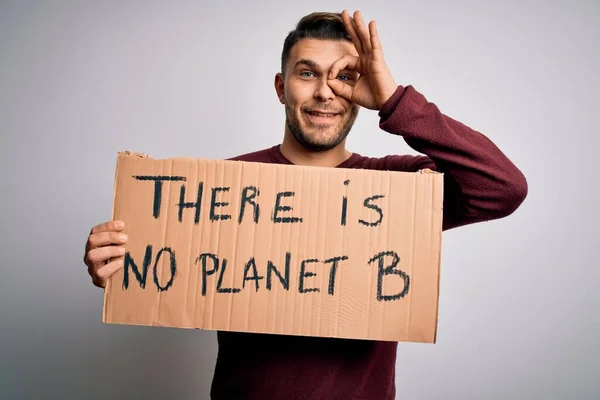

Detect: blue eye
[338, 75, 350, 81]
[300, 71, 315, 78]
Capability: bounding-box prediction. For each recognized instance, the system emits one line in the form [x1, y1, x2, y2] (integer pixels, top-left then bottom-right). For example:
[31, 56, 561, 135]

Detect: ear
[274, 73, 285, 104]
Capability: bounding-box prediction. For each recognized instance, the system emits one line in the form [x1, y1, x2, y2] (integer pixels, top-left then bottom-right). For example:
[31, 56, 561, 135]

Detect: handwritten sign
[103, 151, 443, 343]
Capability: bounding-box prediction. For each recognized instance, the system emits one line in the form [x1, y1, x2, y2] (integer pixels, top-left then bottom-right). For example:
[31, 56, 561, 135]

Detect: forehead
[288, 38, 358, 70]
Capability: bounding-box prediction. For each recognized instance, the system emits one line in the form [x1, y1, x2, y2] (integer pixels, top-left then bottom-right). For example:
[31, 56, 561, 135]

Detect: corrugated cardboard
[103, 151, 444, 343]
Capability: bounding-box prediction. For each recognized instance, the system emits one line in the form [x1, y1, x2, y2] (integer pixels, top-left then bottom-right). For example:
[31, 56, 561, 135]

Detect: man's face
[276, 39, 360, 152]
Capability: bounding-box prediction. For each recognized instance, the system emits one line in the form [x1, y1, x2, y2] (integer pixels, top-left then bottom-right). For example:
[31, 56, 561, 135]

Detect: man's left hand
[327, 10, 398, 110]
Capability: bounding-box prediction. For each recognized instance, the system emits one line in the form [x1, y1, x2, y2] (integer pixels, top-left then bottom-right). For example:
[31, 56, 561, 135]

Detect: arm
[376, 85, 528, 230]
[330, 10, 527, 230]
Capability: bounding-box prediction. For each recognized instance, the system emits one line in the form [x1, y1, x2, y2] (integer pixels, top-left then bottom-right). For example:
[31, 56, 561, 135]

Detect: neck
[280, 130, 352, 167]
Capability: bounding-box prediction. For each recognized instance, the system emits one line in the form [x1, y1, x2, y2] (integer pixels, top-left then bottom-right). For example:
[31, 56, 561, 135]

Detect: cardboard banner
[103, 151, 444, 343]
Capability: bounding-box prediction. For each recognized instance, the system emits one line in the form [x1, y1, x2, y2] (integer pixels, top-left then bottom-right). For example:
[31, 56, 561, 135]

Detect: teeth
[309, 112, 335, 117]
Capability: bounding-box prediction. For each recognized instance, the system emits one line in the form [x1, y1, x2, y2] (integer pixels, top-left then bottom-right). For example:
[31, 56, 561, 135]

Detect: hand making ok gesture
[327, 10, 398, 110]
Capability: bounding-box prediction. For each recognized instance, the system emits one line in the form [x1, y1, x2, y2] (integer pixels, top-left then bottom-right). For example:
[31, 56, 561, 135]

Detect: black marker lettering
[196, 253, 219, 296]
[152, 247, 176, 292]
[123, 244, 153, 289]
[368, 251, 410, 302]
[242, 257, 264, 292]
[359, 195, 385, 227]
[324, 255, 349, 296]
[272, 191, 303, 223]
[216, 258, 241, 294]
[178, 182, 204, 224]
[133, 176, 186, 218]
[239, 186, 260, 224]
[267, 252, 291, 291]
[210, 187, 232, 221]
[341, 179, 350, 226]
[299, 258, 319, 293]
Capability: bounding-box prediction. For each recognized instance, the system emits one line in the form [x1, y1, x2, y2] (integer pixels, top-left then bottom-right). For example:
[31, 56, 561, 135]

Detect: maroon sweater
[210, 85, 528, 399]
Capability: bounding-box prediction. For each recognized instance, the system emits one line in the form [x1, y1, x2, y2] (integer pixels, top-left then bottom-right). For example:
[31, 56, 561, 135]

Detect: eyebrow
[292, 58, 355, 76]
[293, 59, 321, 70]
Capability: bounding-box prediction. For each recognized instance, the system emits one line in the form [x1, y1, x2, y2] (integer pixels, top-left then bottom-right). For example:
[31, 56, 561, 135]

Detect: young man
[84, 10, 528, 400]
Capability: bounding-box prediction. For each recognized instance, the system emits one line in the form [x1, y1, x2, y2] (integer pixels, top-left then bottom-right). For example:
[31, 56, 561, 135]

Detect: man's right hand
[84, 220, 128, 288]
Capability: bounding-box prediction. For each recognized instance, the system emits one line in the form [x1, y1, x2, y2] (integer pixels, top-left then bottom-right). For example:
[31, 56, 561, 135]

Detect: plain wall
[1, 0, 598, 398]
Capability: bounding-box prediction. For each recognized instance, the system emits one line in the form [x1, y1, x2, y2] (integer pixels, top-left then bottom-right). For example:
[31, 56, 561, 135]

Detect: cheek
[286, 81, 314, 106]
[342, 101, 359, 118]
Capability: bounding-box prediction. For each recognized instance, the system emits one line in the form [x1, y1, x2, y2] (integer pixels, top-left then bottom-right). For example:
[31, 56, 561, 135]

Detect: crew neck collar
[269, 145, 363, 169]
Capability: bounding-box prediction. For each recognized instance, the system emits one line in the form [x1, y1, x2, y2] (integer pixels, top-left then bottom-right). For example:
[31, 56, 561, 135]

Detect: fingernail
[118, 247, 126, 255]
[115, 221, 124, 229]
[119, 233, 128, 241]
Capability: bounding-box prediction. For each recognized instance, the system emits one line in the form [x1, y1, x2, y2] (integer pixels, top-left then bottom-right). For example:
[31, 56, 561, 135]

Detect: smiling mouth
[304, 111, 340, 126]
[306, 110, 339, 117]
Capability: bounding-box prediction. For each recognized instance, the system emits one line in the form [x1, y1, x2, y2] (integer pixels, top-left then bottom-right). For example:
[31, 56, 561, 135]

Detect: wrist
[377, 77, 398, 109]
[378, 85, 405, 118]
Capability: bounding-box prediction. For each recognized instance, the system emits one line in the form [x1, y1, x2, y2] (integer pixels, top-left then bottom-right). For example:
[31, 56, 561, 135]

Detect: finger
[95, 258, 125, 282]
[328, 54, 359, 80]
[88, 231, 128, 250]
[90, 220, 125, 235]
[341, 10, 364, 55]
[369, 20, 383, 57]
[353, 11, 372, 54]
[367, 21, 384, 64]
[86, 245, 126, 266]
[327, 78, 354, 102]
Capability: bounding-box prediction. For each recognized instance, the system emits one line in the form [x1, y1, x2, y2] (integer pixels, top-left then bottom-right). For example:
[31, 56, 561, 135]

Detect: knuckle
[91, 223, 103, 234]
[89, 248, 106, 263]
[87, 234, 98, 248]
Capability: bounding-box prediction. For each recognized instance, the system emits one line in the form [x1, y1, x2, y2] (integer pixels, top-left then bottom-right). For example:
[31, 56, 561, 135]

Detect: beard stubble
[285, 101, 359, 152]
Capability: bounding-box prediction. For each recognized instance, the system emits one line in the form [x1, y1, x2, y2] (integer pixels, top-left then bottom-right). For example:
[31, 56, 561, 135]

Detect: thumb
[327, 79, 353, 101]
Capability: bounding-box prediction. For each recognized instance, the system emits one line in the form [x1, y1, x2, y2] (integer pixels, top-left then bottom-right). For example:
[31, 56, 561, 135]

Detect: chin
[296, 127, 348, 152]
[285, 105, 356, 153]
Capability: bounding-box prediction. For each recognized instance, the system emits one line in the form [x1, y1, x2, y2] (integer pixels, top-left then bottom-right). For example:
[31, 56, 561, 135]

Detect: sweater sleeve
[376, 85, 528, 231]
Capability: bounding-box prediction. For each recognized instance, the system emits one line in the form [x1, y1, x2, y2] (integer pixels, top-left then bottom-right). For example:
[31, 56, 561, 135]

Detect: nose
[314, 77, 335, 102]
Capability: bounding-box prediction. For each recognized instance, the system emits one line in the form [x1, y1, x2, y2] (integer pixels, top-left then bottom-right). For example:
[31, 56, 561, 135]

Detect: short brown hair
[281, 12, 352, 75]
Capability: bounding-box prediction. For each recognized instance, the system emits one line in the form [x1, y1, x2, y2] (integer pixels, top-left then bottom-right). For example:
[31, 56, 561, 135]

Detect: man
[84, 10, 528, 399]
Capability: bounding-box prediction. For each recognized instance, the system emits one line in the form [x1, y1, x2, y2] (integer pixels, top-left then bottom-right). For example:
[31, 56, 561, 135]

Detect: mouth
[304, 110, 341, 124]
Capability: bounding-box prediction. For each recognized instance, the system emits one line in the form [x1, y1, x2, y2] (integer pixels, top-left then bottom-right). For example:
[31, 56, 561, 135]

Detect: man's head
[275, 12, 360, 152]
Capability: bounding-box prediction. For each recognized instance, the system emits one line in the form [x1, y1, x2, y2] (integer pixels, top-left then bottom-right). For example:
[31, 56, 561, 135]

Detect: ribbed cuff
[378, 85, 406, 120]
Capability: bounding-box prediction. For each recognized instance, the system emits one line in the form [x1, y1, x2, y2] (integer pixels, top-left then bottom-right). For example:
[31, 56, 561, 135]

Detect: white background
[1, 0, 598, 398]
